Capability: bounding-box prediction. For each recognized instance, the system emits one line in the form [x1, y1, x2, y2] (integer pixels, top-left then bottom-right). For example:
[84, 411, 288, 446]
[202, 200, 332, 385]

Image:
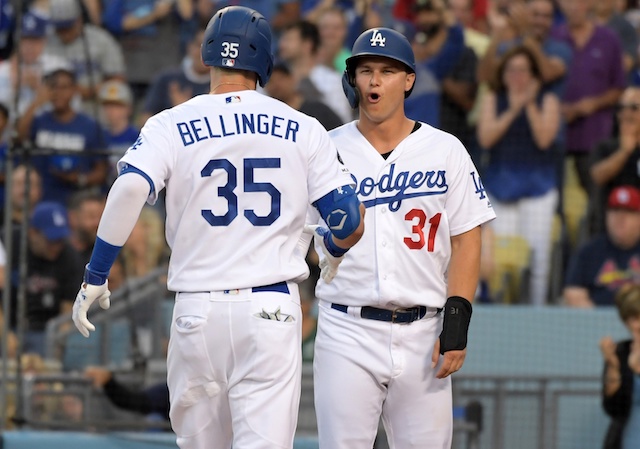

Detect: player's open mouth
[368, 93, 381, 103]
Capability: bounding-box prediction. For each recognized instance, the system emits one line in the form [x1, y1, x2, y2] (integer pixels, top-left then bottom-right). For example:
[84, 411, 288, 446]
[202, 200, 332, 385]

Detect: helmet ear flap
[342, 69, 359, 109]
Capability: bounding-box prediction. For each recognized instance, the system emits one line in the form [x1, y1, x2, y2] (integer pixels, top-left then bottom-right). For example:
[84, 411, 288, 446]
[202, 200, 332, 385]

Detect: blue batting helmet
[201, 6, 274, 87]
[342, 28, 416, 108]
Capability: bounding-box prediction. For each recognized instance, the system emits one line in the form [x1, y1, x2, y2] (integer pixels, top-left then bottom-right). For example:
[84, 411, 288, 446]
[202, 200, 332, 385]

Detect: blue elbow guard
[313, 185, 361, 240]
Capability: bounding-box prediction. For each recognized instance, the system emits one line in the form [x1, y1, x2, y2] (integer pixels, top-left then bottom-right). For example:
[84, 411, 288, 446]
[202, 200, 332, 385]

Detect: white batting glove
[304, 225, 347, 283]
[72, 277, 111, 338]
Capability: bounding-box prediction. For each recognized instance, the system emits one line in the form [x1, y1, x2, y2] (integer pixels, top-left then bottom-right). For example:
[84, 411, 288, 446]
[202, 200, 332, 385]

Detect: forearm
[603, 363, 623, 397]
[523, 37, 564, 83]
[271, 3, 301, 31]
[85, 173, 149, 280]
[477, 39, 501, 84]
[122, 12, 158, 31]
[17, 104, 38, 142]
[591, 149, 632, 186]
[447, 226, 481, 301]
[563, 287, 594, 308]
[526, 103, 559, 150]
[442, 79, 476, 112]
[478, 106, 519, 149]
[623, 54, 635, 74]
[302, 0, 331, 23]
[175, 0, 193, 20]
[60, 300, 73, 316]
[103, 378, 153, 415]
[83, 0, 102, 25]
[428, 25, 464, 80]
[592, 89, 623, 112]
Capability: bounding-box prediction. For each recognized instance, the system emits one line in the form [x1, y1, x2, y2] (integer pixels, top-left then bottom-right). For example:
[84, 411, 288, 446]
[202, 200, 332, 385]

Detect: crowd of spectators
[1, 0, 640, 430]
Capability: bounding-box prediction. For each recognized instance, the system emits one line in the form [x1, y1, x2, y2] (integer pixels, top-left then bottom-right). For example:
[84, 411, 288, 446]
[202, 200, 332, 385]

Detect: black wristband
[439, 296, 472, 354]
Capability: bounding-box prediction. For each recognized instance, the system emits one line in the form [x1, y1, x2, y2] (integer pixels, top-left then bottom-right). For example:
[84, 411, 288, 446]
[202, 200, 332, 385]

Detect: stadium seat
[488, 235, 532, 304]
[62, 326, 103, 372]
[108, 319, 132, 366]
[62, 318, 132, 372]
[561, 161, 588, 248]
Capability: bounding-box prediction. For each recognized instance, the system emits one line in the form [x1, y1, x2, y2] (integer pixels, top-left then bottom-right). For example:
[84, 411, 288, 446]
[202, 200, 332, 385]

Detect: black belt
[331, 303, 441, 324]
[251, 281, 289, 294]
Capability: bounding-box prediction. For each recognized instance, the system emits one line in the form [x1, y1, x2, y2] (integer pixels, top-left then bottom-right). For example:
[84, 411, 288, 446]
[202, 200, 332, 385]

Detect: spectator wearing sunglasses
[590, 86, 640, 233]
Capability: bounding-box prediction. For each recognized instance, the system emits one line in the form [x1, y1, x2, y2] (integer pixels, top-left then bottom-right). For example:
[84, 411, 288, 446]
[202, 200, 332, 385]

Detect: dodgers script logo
[370, 29, 386, 47]
[353, 163, 448, 212]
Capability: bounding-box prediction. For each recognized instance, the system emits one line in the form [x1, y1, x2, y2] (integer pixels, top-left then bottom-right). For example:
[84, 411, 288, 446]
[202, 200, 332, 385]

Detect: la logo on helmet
[370, 30, 386, 47]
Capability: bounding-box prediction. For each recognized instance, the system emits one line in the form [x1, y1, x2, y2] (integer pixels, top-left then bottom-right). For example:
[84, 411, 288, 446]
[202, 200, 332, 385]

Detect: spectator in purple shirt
[552, 0, 626, 195]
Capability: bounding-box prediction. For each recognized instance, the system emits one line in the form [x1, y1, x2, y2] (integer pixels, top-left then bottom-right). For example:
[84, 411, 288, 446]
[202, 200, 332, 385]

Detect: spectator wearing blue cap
[3, 201, 83, 357]
[16, 59, 110, 206]
[43, 0, 126, 112]
[98, 79, 139, 185]
[0, 12, 49, 116]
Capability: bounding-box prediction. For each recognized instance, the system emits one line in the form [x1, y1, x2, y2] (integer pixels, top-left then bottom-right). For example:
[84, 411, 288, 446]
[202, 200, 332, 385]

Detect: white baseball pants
[313, 301, 452, 449]
[167, 283, 302, 449]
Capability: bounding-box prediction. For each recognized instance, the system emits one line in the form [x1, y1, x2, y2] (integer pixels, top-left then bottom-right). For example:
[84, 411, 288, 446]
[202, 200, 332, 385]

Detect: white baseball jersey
[118, 90, 352, 292]
[313, 121, 495, 309]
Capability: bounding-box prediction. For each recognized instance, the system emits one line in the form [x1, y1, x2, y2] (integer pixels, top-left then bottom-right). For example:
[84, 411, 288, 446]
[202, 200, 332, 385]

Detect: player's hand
[304, 225, 344, 283]
[431, 338, 467, 379]
[599, 336, 619, 366]
[72, 281, 111, 338]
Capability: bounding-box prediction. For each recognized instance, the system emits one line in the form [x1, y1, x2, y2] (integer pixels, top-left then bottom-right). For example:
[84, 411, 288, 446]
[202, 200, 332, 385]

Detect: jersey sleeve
[306, 120, 354, 204]
[445, 137, 496, 236]
[117, 110, 175, 205]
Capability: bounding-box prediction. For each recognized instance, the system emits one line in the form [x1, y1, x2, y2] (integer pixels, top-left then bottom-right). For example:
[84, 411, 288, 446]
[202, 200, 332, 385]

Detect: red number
[403, 209, 426, 249]
[427, 213, 441, 252]
[403, 209, 441, 252]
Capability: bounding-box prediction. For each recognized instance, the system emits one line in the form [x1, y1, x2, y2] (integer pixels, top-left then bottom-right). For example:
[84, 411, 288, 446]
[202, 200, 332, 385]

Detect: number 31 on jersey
[404, 209, 441, 251]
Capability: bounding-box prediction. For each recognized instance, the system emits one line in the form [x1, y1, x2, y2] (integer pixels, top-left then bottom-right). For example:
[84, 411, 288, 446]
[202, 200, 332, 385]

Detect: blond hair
[615, 284, 640, 322]
[121, 206, 167, 278]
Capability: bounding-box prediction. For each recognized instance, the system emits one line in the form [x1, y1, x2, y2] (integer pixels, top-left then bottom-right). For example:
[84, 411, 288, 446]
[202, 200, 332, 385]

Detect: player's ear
[342, 70, 359, 109]
[404, 72, 416, 99]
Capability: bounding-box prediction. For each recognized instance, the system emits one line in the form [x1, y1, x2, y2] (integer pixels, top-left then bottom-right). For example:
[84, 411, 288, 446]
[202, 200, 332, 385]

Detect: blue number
[201, 159, 238, 226]
[201, 158, 281, 226]
[244, 158, 281, 226]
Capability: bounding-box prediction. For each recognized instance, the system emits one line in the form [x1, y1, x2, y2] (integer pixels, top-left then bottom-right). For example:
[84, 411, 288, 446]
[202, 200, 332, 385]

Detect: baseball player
[70, 6, 365, 449]
[307, 28, 496, 449]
